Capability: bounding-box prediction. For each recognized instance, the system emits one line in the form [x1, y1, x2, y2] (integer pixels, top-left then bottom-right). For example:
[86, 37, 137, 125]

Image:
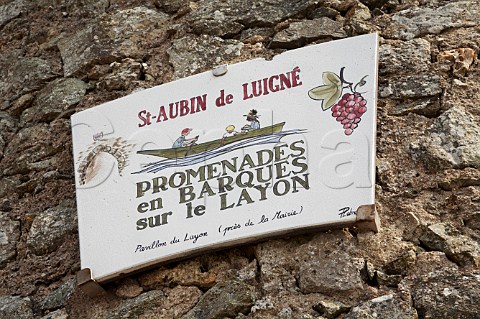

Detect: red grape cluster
[331, 92, 367, 135]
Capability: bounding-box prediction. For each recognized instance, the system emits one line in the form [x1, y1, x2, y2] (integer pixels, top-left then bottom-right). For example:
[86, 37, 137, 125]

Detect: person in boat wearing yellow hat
[223, 125, 238, 137]
[222, 125, 238, 145]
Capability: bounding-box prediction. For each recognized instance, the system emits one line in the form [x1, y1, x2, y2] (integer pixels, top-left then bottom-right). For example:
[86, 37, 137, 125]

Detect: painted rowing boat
[137, 122, 285, 158]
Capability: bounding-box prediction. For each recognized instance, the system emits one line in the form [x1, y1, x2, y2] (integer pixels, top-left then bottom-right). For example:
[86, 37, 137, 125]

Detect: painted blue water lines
[133, 129, 306, 174]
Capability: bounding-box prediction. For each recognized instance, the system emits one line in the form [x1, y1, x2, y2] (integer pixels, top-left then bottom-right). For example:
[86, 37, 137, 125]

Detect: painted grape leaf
[308, 71, 342, 110]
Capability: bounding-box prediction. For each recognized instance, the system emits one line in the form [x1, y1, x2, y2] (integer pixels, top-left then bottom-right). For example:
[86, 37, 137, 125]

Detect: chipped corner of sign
[354, 204, 381, 233]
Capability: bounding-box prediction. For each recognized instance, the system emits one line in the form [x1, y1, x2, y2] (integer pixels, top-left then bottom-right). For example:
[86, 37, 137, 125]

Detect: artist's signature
[338, 206, 356, 218]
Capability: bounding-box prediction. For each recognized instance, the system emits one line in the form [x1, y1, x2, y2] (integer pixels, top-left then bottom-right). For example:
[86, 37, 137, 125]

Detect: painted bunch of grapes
[308, 67, 368, 135]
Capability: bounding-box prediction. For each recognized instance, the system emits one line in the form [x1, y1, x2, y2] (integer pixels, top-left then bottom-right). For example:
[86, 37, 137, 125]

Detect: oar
[184, 143, 194, 157]
[184, 136, 199, 157]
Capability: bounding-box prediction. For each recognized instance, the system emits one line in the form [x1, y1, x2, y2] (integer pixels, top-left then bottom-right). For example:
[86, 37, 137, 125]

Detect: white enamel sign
[72, 34, 379, 282]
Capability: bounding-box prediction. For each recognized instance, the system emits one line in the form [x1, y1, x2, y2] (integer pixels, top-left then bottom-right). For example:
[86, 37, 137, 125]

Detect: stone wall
[0, 0, 479, 318]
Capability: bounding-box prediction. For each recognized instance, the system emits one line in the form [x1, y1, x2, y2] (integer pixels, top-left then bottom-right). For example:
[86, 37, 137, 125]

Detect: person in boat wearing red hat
[172, 128, 199, 148]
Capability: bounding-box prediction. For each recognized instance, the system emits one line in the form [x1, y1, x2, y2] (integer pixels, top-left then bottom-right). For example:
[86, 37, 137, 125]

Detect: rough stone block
[21, 78, 87, 124]
[271, 18, 347, 49]
[0, 212, 20, 267]
[379, 74, 441, 99]
[419, 223, 480, 267]
[410, 270, 480, 319]
[383, 1, 479, 40]
[168, 35, 243, 79]
[58, 7, 169, 77]
[182, 280, 256, 319]
[411, 107, 480, 171]
[27, 205, 78, 255]
[345, 294, 418, 319]
[0, 296, 33, 319]
[379, 39, 431, 75]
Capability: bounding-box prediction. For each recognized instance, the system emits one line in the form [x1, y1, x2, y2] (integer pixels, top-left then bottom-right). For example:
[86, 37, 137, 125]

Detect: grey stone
[0, 212, 20, 267]
[188, 8, 244, 37]
[21, 78, 87, 124]
[271, 18, 347, 49]
[26, 0, 109, 16]
[384, 249, 416, 276]
[41, 279, 75, 311]
[278, 307, 293, 318]
[106, 290, 165, 319]
[419, 223, 480, 267]
[375, 270, 402, 287]
[251, 298, 274, 313]
[410, 270, 480, 319]
[64, 0, 109, 17]
[0, 0, 25, 28]
[0, 50, 55, 99]
[258, 263, 297, 293]
[254, 240, 300, 293]
[41, 309, 68, 319]
[182, 280, 256, 319]
[236, 259, 258, 283]
[168, 34, 243, 79]
[406, 251, 459, 277]
[298, 251, 364, 294]
[465, 212, 480, 231]
[157, 286, 203, 318]
[379, 39, 431, 75]
[26, 158, 59, 173]
[379, 74, 441, 99]
[154, 0, 188, 13]
[27, 205, 78, 255]
[389, 98, 440, 117]
[411, 107, 480, 170]
[3, 93, 34, 116]
[0, 177, 20, 198]
[102, 286, 201, 319]
[384, 1, 479, 40]
[187, 0, 317, 37]
[1, 124, 63, 176]
[309, 6, 339, 19]
[0, 135, 4, 161]
[0, 296, 33, 319]
[0, 112, 18, 160]
[57, 26, 97, 77]
[345, 294, 418, 319]
[96, 59, 144, 91]
[313, 300, 351, 318]
[0, 112, 17, 135]
[364, 260, 376, 282]
[58, 7, 169, 77]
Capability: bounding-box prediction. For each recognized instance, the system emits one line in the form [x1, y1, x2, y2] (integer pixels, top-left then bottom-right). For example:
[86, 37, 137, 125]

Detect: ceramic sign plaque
[72, 33, 379, 283]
